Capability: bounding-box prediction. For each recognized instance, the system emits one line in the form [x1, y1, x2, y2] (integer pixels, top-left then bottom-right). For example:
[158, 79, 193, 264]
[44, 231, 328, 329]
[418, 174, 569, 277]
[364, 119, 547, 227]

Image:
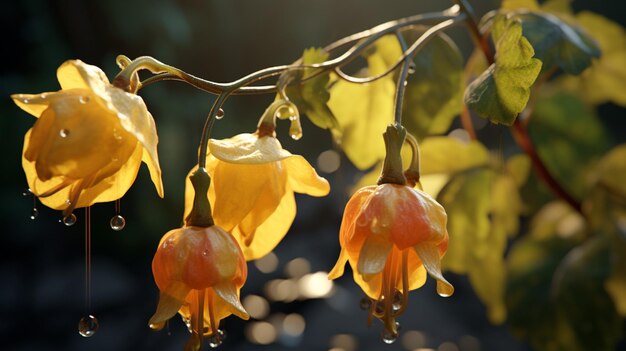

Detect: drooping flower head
[151, 168, 249, 350]
[184, 99, 330, 260]
[329, 124, 453, 342]
[12, 60, 163, 217]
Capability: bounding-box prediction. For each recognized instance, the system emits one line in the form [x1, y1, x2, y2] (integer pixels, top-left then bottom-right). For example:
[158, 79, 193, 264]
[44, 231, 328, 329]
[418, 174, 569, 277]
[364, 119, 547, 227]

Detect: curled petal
[213, 282, 249, 320]
[357, 233, 392, 277]
[149, 283, 190, 326]
[56, 59, 110, 94]
[283, 155, 330, 197]
[414, 243, 454, 297]
[328, 248, 349, 280]
[209, 133, 292, 164]
[11, 93, 55, 118]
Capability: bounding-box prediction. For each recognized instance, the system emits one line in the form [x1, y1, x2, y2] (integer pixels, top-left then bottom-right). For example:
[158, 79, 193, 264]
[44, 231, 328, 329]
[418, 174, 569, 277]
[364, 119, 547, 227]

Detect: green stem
[393, 31, 411, 125]
[378, 124, 407, 186]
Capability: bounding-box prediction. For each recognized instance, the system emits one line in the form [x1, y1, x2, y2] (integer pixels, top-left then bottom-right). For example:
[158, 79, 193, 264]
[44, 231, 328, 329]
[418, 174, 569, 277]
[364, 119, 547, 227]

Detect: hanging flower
[150, 225, 249, 349]
[184, 131, 330, 260]
[329, 124, 453, 341]
[12, 59, 163, 217]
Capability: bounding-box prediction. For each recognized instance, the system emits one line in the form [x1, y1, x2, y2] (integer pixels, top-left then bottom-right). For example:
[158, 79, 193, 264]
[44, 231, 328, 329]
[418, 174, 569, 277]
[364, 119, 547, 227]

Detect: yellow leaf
[328, 35, 400, 169]
[420, 136, 490, 175]
[501, 0, 539, 11]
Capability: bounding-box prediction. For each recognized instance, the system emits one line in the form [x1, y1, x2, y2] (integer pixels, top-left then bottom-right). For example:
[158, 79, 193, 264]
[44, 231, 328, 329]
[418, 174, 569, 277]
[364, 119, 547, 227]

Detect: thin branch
[460, 105, 477, 141]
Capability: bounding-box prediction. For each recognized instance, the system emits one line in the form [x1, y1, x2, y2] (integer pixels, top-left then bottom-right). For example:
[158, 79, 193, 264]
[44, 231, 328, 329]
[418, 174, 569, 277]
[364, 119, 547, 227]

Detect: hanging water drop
[408, 61, 416, 74]
[392, 290, 402, 312]
[208, 329, 225, 348]
[290, 131, 302, 140]
[30, 207, 39, 220]
[359, 297, 372, 310]
[381, 329, 398, 344]
[22, 188, 32, 197]
[215, 108, 225, 120]
[78, 315, 99, 337]
[374, 300, 385, 316]
[63, 213, 77, 226]
[59, 129, 70, 138]
[110, 215, 126, 231]
[79, 96, 90, 104]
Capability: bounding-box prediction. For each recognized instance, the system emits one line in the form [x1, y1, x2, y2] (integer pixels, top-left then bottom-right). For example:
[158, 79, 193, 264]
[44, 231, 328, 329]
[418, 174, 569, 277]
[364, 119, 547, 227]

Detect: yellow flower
[12, 60, 163, 216]
[184, 132, 330, 260]
[150, 225, 249, 349]
[328, 183, 453, 340]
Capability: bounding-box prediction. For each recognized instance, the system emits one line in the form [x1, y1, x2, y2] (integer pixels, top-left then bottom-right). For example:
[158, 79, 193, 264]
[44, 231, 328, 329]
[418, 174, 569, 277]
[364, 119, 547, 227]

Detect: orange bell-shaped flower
[328, 124, 453, 342]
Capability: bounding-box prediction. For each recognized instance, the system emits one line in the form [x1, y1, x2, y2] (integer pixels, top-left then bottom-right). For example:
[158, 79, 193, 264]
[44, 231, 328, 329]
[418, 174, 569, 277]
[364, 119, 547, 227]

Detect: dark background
[2, 1, 625, 350]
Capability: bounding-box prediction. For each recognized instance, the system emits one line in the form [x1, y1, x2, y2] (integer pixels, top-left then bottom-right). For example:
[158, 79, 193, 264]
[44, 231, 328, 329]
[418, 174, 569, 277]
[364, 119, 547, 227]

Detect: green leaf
[328, 35, 399, 169]
[507, 235, 623, 351]
[510, 11, 600, 74]
[556, 12, 626, 106]
[401, 30, 464, 139]
[529, 91, 612, 200]
[464, 16, 542, 125]
[420, 137, 490, 175]
[285, 48, 339, 131]
[589, 144, 626, 199]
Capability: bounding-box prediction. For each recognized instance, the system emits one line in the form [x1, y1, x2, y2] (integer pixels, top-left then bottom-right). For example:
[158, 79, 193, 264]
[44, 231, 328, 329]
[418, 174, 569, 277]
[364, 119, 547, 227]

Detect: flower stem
[378, 124, 407, 186]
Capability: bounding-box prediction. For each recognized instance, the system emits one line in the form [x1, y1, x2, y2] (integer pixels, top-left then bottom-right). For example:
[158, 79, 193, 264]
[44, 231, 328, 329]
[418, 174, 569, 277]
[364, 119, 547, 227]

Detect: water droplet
[288, 115, 298, 121]
[59, 129, 70, 138]
[40, 93, 48, 99]
[78, 315, 99, 337]
[65, 199, 72, 205]
[392, 290, 402, 312]
[208, 329, 226, 348]
[110, 215, 126, 231]
[202, 250, 209, 256]
[149, 322, 165, 331]
[30, 208, 39, 220]
[408, 61, 416, 74]
[79, 96, 90, 104]
[215, 108, 225, 120]
[22, 188, 32, 197]
[22, 98, 30, 104]
[112, 128, 123, 141]
[182, 317, 193, 333]
[63, 213, 77, 226]
[290, 132, 302, 140]
[359, 297, 372, 310]
[381, 329, 398, 344]
[374, 300, 385, 316]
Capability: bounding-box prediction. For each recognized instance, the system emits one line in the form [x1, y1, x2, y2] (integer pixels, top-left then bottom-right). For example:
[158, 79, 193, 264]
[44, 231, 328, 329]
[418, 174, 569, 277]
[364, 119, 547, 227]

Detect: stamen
[392, 250, 410, 317]
[196, 289, 205, 348]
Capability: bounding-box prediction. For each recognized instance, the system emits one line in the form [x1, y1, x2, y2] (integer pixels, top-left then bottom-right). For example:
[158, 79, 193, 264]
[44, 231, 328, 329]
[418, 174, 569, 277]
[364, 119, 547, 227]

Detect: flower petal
[357, 233, 392, 276]
[212, 282, 249, 320]
[11, 93, 54, 118]
[233, 187, 296, 260]
[283, 155, 330, 197]
[328, 248, 349, 280]
[413, 243, 454, 297]
[209, 133, 292, 164]
[211, 161, 283, 232]
[149, 283, 189, 325]
[56, 60, 110, 94]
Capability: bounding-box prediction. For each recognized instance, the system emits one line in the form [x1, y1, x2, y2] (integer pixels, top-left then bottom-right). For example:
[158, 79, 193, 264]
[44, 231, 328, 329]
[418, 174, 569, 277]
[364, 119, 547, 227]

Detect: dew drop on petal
[59, 129, 70, 138]
[381, 329, 398, 344]
[110, 215, 126, 231]
[78, 315, 99, 337]
[30, 208, 39, 220]
[79, 96, 90, 104]
[63, 213, 77, 226]
[215, 108, 225, 120]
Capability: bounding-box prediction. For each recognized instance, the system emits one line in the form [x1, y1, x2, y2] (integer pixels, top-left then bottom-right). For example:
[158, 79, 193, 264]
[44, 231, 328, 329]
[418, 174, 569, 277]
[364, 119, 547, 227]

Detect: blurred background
[2, 1, 625, 350]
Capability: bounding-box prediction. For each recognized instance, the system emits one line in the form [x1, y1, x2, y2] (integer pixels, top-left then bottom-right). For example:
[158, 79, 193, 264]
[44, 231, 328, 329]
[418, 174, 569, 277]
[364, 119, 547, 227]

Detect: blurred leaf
[440, 168, 525, 323]
[328, 35, 399, 169]
[556, 12, 626, 106]
[506, 153, 531, 187]
[510, 12, 600, 74]
[540, 0, 573, 14]
[529, 91, 612, 199]
[528, 201, 585, 240]
[589, 144, 626, 199]
[402, 31, 464, 139]
[465, 16, 542, 125]
[420, 137, 490, 175]
[501, 0, 539, 11]
[285, 48, 339, 131]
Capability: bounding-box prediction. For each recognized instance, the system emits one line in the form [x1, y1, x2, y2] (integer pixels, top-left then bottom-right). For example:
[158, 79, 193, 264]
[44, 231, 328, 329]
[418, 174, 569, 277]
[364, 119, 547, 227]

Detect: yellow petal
[56, 60, 110, 94]
[142, 148, 164, 198]
[149, 284, 189, 325]
[212, 161, 283, 232]
[11, 93, 55, 118]
[414, 243, 454, 297]
[233, 187, 296, 260]
[357, 234, 392, 276]
[212, 282, 249, 320]
[352, 267, 382, 299]
[328, 248, 349, 280]
[209, 133, 292, 164]
[283, 155, 330, 197]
